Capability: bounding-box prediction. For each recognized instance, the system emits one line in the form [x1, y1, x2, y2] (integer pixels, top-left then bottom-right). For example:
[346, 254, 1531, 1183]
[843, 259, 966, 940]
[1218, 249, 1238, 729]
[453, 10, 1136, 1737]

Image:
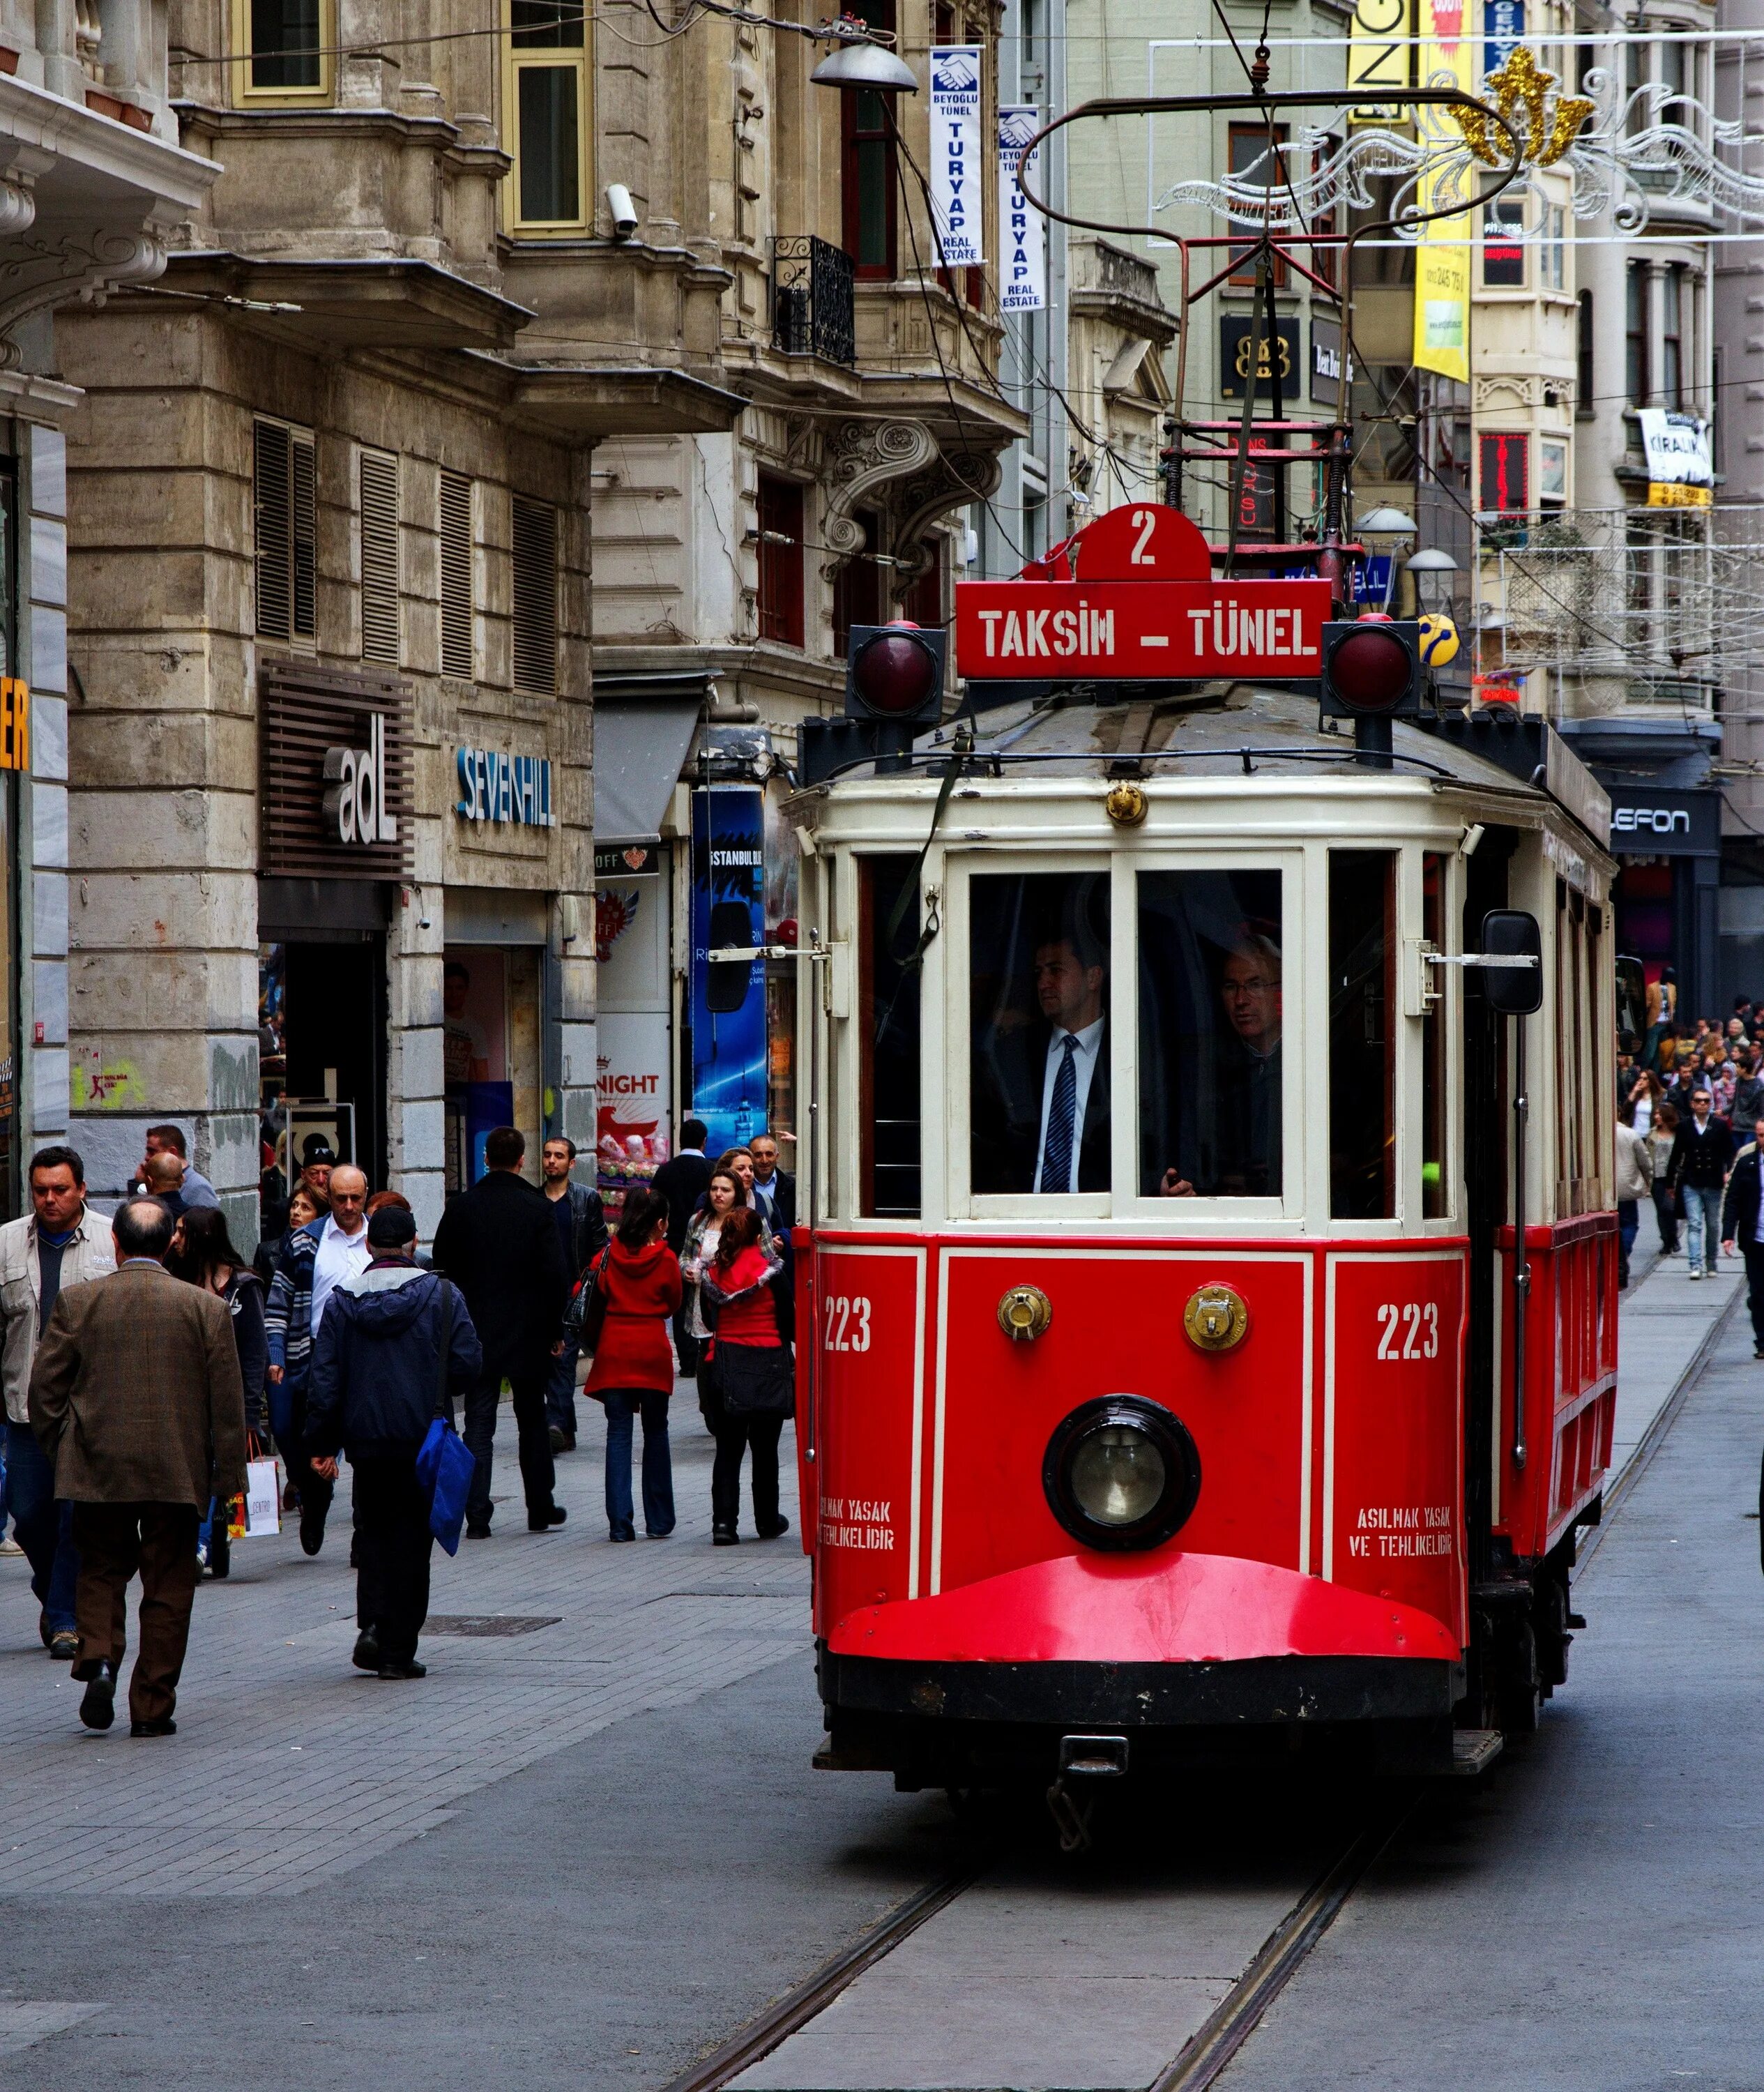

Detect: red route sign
[954, 577, 1334, 681]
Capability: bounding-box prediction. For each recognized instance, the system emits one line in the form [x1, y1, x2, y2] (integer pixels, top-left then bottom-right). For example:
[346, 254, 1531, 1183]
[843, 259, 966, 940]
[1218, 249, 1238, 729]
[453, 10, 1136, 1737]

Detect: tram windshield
[969, 872, 1112, 1195]
[1138, 870, 1284, 1199]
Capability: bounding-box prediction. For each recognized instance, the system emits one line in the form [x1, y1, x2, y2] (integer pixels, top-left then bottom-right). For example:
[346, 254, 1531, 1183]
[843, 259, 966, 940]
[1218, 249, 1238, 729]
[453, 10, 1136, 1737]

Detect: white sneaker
[0, 1534, 22, 1556]
[1689, 1268, 1704, 1281]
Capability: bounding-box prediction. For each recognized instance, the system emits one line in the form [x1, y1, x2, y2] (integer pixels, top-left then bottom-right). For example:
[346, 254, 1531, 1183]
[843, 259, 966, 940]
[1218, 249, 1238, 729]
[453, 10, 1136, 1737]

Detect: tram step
[1450, 1728, 1505, 1777]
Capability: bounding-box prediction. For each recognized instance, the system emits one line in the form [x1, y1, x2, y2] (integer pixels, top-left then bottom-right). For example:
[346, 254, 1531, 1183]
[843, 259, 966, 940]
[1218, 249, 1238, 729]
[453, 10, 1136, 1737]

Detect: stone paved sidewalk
[0, 1386, 809, 1899]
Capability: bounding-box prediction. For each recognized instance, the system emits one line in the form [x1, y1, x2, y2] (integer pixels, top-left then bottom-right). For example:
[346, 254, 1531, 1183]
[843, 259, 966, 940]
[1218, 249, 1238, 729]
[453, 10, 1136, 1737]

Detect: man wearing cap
[305, 1206, 482, 1681]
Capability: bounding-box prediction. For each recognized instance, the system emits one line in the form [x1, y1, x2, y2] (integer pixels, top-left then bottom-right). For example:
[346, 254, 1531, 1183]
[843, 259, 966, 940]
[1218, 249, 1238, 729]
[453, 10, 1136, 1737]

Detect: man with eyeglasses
[1162, 937, 1284, 1198]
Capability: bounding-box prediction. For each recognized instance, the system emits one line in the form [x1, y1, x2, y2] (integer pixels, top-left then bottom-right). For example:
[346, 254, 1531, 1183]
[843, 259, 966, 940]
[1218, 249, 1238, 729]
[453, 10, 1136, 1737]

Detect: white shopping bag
[243, 1457, 281, 1538]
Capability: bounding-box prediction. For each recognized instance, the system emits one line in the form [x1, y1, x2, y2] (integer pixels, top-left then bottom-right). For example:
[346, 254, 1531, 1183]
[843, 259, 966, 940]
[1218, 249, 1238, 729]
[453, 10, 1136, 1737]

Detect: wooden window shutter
[511, 494, 558, 695]
[291, 432, 316, 639]
[254, 420, 292, 642]
[359, 447, 402, 667]
[439, 469, 474, 679]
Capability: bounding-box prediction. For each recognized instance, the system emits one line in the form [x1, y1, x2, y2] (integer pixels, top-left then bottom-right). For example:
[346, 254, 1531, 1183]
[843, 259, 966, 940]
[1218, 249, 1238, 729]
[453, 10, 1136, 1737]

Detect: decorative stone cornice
[0, 217, 172, 365]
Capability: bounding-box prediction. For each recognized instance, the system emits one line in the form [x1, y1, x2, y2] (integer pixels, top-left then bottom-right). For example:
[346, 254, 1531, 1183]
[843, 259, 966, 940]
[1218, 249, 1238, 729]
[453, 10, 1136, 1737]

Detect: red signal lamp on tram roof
[846, 621, 947, 727]
[1318, 616, 1424, 720]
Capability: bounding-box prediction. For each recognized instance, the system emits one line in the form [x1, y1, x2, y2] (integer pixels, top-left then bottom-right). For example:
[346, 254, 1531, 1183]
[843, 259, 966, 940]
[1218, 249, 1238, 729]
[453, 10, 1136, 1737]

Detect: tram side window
[970, 872, 1111, 1195]
[1330, 851, 1396, 1218]
[858, 855, 921, 1217]
[1138, 869, 1284, 1199]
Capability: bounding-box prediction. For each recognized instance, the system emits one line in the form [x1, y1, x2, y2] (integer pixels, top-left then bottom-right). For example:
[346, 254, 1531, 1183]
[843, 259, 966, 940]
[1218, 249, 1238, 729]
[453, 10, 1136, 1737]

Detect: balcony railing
[770, 235, 855, 366]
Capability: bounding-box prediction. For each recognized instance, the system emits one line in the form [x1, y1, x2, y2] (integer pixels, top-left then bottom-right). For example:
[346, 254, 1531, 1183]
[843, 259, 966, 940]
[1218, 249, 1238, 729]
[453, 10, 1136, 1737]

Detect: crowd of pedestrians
[0, 1113, 798, 1734]
[1620, 996, 1764, 1360]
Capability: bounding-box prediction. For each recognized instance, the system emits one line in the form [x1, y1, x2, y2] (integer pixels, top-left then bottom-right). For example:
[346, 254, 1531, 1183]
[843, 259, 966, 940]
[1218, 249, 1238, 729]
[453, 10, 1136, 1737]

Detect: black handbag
[712, 1340, 794, 1417]
[576, 1252, 609, 1355]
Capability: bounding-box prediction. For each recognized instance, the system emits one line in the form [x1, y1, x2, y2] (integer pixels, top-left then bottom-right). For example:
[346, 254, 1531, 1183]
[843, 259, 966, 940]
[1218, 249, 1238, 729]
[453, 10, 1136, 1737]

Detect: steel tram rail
[658, 1803, 1417, 2092]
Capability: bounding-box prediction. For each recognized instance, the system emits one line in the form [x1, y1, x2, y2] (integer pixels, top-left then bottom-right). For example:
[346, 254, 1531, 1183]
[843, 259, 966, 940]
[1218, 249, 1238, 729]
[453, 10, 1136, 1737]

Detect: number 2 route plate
[953, 577, 1334, 681]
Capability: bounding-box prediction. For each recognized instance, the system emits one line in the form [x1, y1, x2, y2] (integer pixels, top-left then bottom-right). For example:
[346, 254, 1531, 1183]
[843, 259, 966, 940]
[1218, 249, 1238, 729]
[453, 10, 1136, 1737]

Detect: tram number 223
[1375, 1302, 1440, 1360]
[823, 1296, 873, 1353]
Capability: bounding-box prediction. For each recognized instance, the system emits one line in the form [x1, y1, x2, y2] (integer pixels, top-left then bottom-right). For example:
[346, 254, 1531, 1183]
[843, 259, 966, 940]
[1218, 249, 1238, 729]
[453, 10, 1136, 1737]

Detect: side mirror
[1481, 909, 1543, 1016]
[706, 898, 756, 1015]
[1615, 954, 1648, 1052]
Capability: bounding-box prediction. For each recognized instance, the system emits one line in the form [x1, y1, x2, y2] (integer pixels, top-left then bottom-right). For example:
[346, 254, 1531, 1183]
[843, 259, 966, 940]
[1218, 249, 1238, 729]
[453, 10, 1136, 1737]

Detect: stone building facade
[0, 1, 215, 1216]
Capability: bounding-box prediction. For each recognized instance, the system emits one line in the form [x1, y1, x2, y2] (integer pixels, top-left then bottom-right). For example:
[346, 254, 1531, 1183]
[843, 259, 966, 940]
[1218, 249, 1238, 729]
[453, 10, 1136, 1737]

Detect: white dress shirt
[311, 1214, 372, 1330]
[1033, 1017, 1105, 1193]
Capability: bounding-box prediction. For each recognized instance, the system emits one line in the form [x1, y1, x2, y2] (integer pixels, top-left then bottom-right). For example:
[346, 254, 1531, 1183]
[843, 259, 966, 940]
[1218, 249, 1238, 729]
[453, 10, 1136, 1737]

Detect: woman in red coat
[579, 1189, 683, 1541]
[699, 1207, 791, 1546]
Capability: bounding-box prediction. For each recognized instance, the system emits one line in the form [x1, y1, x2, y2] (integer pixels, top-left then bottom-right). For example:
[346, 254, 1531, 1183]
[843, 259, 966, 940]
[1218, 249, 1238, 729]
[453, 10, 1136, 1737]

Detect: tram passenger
[971, 912, 1111, 1196]
[1157, 937, 1284, 1199]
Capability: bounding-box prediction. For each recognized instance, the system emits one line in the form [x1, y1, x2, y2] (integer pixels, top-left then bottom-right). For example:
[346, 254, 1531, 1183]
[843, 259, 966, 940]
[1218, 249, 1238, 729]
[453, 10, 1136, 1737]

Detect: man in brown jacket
[28, 1195, 246, 1736]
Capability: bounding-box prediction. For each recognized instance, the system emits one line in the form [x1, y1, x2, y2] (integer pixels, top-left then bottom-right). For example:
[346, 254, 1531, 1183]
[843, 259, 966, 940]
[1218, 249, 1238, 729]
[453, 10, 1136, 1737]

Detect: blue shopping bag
[416, 1418, 476, 1556]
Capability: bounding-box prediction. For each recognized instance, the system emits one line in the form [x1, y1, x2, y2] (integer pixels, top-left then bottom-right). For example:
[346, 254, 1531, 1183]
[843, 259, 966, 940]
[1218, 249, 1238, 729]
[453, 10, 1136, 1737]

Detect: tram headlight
[1042, 1397, 1202, 1552]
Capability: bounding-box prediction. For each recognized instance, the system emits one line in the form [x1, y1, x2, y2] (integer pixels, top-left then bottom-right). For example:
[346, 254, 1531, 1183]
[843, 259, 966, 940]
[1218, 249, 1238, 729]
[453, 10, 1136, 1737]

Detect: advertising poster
[1413, 0, 1473, 382]
[593, 842, 671, 1165]
[1347, 0, 1413, 121]
[1483, 0, 1523, 78]
[690, 786, 768, 1152]
[930, 46, 984, 266]
[998, 107, 1045, 313]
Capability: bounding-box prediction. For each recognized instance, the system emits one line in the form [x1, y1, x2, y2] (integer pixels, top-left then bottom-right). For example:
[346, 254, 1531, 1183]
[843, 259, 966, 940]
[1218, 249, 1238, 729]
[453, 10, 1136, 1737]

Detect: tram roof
[802, 684, 1613, 859]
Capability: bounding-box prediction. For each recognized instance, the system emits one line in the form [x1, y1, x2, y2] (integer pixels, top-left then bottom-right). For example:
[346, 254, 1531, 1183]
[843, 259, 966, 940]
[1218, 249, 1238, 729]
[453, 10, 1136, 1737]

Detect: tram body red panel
[1495, 1214, 1620, 1561]
[936, 1248, 1310, 1594]
[804, 1230, 1481, 1664]
[1324, 1252, 1468, 1644]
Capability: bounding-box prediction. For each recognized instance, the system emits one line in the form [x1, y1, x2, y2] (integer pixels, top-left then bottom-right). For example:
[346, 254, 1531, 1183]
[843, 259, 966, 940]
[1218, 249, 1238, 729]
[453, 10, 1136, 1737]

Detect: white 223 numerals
[1375, 1302, 1439, 1360]
[823, 1296, 872, 1353]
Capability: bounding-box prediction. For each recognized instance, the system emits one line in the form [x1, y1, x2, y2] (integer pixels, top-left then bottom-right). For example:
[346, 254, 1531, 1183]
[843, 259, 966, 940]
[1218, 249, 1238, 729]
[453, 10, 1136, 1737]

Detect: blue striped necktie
[1043, 1033, 1078, 1192]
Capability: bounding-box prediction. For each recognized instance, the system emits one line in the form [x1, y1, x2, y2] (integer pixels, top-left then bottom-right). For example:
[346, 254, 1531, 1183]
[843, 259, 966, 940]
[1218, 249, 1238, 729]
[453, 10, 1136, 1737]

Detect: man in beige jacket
[29, 1196, 245, 1736]
[0, 1144, 115, 1659]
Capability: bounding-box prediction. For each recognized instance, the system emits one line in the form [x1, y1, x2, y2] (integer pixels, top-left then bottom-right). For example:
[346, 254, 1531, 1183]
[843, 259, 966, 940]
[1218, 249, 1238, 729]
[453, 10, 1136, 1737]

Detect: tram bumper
[818, 1549, 1463, 1775]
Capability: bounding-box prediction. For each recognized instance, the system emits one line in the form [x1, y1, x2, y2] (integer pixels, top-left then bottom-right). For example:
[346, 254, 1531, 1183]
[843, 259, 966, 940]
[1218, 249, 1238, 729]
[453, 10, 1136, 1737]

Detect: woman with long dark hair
[698, 1206, 791, 1546]
[169, 1206, 268, 1577]
[574, 1189, 682, 1540]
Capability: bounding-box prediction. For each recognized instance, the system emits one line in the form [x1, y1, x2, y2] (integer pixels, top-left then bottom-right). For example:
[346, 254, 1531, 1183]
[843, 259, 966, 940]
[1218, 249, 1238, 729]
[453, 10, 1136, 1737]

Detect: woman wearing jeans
[574, 1190, 682, 1541]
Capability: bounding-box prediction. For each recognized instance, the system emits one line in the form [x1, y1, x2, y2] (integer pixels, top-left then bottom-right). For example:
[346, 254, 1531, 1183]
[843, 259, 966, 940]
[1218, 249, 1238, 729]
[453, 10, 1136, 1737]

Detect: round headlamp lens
[1069, 1424, 1166, 1527]
[1042, 1395, 1202, 1552]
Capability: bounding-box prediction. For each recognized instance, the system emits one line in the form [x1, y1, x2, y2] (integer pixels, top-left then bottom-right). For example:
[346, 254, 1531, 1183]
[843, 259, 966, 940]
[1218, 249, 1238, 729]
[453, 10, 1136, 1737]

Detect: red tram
[786, 501, 1618, 1796]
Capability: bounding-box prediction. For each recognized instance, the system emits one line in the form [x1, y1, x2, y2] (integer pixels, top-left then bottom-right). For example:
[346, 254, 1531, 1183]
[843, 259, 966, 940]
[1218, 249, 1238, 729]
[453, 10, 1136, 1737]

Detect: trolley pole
[1510, 1015, 1530, 1469]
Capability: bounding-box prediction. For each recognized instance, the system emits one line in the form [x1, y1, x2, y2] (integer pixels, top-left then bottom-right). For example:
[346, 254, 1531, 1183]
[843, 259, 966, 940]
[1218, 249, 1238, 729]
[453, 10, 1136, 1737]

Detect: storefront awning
[593, 695, 705, 844]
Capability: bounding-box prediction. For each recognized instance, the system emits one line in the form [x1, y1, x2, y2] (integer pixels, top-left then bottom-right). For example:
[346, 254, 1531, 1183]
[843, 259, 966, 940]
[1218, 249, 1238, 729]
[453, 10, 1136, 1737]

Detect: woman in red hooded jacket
[576, 1188, 683, 1540]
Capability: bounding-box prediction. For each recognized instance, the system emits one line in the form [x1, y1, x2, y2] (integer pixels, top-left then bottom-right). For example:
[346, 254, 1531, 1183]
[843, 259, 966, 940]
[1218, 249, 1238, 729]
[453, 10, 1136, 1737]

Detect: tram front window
[1138, 870, 1284, 1199]
[969, 872, 1111, 1195]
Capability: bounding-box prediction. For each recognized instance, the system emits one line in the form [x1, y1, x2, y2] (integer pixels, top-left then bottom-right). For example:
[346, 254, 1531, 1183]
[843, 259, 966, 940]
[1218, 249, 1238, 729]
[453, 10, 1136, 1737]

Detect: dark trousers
[1652, 1180, 1680, 1253]
[1618, 1199, 1639, 1289]
[699, 1372, 784, 1533]
[545, 1339, 580, 1439]
[463, 1367, 554, 1526]
[279, 1381, 336, 1533]
[602, 1388, 674, 1536]
[5, 1418, 78, 1632]
[352, 1451, 434, 1665]
[1744, 1242, 1764, 1352]
[70, 1501, 200, 1725]
[671, 1310, 699, 1379]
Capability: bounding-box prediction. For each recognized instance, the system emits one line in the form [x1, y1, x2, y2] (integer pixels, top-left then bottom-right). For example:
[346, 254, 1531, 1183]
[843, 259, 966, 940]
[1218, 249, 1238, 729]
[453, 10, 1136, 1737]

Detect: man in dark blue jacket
[306, 1206, 482, 1679]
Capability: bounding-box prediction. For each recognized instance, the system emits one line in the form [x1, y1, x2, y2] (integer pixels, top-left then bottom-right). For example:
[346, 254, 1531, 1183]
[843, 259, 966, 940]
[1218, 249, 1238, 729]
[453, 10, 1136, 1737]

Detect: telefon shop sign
[931, 47, 984, 267]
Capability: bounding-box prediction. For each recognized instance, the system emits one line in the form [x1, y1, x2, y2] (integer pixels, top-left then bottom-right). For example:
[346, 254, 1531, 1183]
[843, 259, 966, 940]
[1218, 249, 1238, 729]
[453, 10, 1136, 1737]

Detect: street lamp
[811, 35, 918, 91]
[1356, 507, 1418, 611]
[1404, 545, 1459, 616]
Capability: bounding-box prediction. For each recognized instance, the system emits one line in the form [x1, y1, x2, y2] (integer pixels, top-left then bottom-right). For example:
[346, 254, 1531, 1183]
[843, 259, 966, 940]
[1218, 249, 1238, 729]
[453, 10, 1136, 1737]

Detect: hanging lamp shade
[810, 40, 919, 90]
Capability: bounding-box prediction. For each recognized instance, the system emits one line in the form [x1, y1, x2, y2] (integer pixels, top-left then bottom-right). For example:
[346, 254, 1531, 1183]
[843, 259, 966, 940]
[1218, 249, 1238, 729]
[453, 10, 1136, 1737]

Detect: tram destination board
[954, 576, 1333, 681]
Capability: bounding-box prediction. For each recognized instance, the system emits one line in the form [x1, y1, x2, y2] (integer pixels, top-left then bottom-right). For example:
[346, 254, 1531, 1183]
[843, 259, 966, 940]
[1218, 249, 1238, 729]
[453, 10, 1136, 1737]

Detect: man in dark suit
[28, 1196, 246, 1736]
[749, 1133, 797, 1344]
[973, 930, 1110, 1195]
[654, 1119, 712, 1372]
[433, 1125, 570, 1538]
[1162, 935, 1284, 1198]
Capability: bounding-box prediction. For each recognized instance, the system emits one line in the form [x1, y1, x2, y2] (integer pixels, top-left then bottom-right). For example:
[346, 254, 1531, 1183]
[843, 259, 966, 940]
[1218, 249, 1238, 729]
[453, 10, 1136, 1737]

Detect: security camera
[606, 184, 638, 240]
